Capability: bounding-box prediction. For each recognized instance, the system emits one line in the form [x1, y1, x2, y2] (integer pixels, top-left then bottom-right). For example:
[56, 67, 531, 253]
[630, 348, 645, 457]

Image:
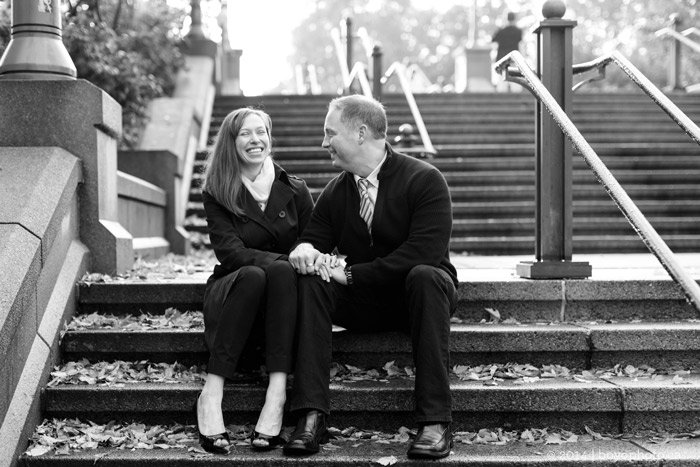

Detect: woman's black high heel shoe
[251, 431, 285, 451]
[193, 398, 230, 454]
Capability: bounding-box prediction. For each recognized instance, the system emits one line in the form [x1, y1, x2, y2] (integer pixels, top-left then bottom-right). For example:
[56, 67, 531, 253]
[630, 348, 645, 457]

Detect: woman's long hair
[202, 107, 272, 217]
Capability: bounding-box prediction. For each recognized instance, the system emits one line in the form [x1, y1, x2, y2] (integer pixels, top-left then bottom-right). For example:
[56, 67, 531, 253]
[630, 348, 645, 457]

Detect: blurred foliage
[0, 0, 187, 148]
[291, 0, 700, 93]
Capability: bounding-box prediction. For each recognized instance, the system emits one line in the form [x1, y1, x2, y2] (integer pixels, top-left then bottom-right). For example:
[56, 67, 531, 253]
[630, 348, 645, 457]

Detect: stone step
[20, 433, 696, 466]
[182, 232, 700, 256]
[450, 217, 699, 236]
[196, 154, 700, 175]
[209, 119, 692, 137]
[268, 170, 700, 188]
[75, 279, 697, 322]
[243, 142, 699, 160]
[186, 215, 700, 238]
[187, 183, 700, 209]
[210, 131, 695, 147]
[209, 111, 700, 128]
[212, 92, 700, 113]
[449, 235, 700, 255]
[185, 183, 700, 206]
[60, 322, 700, 371]
[450, 199, 700, 217]
[37, 374, 700, 433]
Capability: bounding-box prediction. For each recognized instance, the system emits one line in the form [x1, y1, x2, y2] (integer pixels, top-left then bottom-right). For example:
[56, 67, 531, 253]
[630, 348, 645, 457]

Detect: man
[283, 94, 458, 459]
[491, 11, 523, 92]
[492, 11, 522, 62]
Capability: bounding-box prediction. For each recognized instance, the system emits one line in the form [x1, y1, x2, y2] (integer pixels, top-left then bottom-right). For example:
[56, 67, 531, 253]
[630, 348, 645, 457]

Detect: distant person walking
[491, 11, 523, 91]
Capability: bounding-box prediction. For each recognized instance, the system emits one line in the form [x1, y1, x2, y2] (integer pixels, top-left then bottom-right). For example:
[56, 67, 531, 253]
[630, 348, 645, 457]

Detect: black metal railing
[496, 50, 700, 313]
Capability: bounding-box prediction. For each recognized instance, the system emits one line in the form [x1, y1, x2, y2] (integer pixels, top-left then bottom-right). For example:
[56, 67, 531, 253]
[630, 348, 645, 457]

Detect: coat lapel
[242, 163, 294, 236]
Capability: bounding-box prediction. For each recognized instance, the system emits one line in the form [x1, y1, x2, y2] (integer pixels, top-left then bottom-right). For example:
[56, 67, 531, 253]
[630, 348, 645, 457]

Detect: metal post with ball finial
[515, 0, 592, 279]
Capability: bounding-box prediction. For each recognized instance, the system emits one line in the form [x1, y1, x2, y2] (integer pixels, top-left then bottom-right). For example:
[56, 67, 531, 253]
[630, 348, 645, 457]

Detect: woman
[196, 107, 314, 453]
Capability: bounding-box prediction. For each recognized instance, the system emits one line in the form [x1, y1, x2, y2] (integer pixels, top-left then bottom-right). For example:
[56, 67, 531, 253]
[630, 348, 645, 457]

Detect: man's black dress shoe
[282, 410, 329, 455]
[407, 423, 453, 459]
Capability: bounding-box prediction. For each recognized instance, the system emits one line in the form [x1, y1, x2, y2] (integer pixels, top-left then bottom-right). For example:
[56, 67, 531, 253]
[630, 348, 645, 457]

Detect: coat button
[278, 211, 286, 218]
[241, 216, 249, 223]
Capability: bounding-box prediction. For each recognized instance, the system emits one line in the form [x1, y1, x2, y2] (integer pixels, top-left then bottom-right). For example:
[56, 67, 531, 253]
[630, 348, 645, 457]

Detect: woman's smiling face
[236, 114, 271, 171]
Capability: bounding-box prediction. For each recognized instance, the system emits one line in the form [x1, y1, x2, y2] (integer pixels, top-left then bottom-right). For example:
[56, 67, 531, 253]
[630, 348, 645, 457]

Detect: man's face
[322, 107, 359, 173]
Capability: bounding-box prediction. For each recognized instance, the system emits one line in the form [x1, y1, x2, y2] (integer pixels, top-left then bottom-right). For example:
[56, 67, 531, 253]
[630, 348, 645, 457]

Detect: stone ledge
[0, 147, 81, 262]
[0, 240, 87, 467]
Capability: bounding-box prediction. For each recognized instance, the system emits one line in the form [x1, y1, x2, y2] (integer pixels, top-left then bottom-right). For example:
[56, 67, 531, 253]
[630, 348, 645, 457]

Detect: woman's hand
[316, 254, 341, 282]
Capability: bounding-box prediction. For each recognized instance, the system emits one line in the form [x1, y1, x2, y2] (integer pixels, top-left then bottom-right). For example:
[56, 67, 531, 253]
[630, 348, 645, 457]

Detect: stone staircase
[17, 262, 700, 465]
[185, 92, 700, 255]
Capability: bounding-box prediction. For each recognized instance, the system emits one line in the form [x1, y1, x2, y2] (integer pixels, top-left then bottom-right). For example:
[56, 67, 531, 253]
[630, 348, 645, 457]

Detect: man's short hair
[329, 94, 387, 140]
[507, 11, 516, 21]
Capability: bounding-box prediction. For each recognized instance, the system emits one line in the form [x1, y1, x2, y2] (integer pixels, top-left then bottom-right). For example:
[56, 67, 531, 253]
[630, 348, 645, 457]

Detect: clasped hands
[289, 243, 347, 284]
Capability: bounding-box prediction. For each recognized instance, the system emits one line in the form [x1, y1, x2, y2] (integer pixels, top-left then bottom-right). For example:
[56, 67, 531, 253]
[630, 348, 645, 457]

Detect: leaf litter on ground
[80, 250, 217, 284]
[25, 417, 700, 457]
[48, 360, 206, 387]
[66, 308, 203, 332]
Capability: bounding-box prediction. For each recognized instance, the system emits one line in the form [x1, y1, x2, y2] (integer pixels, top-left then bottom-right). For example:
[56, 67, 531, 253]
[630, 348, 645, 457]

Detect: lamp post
[0, 0, 76, 80]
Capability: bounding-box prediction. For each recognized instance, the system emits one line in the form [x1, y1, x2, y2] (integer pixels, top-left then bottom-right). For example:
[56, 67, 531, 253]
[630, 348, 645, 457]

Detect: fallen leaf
[375, 455, 398, 465]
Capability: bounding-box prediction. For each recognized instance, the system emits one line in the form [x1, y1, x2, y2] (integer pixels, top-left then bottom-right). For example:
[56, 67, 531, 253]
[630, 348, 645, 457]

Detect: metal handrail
[572, 51, 700, 145]
[655, 26, 700, 55]
[331, 27, 351, 88]
[382, 62, 436, 156]
[347, 62, 373, 97]
[294, 63, 322, 95]
[682, 27, 700, 38]
[496, 51, 700, 313]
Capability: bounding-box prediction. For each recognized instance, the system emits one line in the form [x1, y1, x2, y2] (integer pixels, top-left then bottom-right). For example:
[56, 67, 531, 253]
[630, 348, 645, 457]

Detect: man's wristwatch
[344, 265, 354, 285]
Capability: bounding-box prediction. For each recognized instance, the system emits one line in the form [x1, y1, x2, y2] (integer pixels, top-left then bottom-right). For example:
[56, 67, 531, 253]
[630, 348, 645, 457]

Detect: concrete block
[38, 240, 89, 368]
[613, 374, 700, 412]
[565, 279, 696, 321]
[117, 171, 167, 206]
[457, 280, 563, 322]
[0, 329, 51, 467]
[0, 80, 132, 274]
[173, 55, 215, 125]
[76, 281, 205, 314]
[0, 240, 87, 467]
[137, 98, 195, 161]
[588, 322, 700, 351]
[0, 225, 40, 383]
[0, 147, 81, 263]
[119, 150, 190, 255]
[35, 192, 79, 324]
[450, 323, 589, 353]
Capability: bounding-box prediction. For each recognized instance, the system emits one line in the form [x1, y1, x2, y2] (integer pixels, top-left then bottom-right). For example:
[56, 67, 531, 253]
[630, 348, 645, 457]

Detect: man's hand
[289, 243, 321, 275]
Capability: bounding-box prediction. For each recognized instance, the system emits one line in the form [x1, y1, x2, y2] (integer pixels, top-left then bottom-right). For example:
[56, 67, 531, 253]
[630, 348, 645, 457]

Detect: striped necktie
[357, 178, 373, 233]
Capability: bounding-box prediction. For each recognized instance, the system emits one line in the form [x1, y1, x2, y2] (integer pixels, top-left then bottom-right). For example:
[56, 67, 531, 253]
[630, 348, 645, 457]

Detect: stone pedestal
[0, 80, 133, 274]
[465, 47, 495, 92]
[220, 49, 242, 95]
[453, 46, 495, 92]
